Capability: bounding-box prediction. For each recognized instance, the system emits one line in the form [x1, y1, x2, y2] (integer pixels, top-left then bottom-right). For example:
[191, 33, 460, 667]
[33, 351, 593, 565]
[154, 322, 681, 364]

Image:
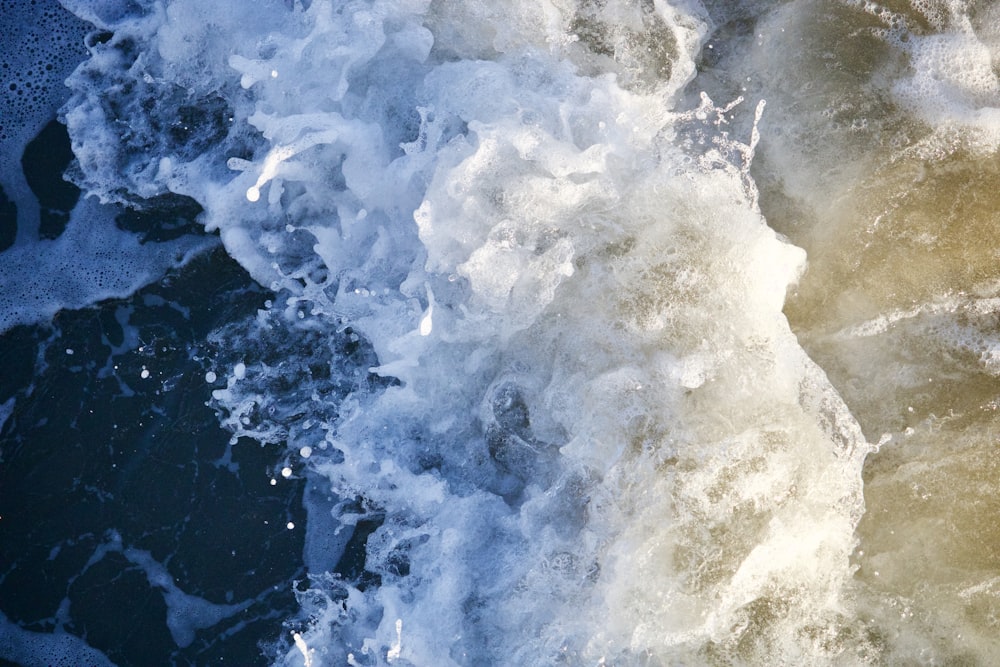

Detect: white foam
[0, 0, 89, 245]
[57, 0, 143, 29]
[121, 546, 251, 649]
[0, 610, 116, 667]
[892, 28, 1000, 134]
[54, 0, 874, 664]
[0, 195, 215, 334]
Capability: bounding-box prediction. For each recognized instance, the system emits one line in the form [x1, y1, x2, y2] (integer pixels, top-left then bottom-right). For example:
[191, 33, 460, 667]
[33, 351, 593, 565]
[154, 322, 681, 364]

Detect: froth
[0, 196, 215, 334]
[894, 29, 1000, 129]
[0, 610, 116, 667]
[0, 0, 89, 246]
[712, 1, 1000, 662]
[56, 0, 874, 664]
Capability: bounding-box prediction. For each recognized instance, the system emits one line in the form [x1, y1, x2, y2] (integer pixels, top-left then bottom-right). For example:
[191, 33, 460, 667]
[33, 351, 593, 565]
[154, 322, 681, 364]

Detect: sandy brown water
[724, 0, 1000, 661]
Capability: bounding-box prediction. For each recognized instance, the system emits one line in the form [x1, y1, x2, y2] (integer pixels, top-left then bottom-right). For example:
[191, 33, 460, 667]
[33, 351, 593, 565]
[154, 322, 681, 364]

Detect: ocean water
[1, 0, 999, 665]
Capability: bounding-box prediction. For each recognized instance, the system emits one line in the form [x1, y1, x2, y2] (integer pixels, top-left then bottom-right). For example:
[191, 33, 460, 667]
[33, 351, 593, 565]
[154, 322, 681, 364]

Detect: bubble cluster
[47, 0, 879, 664]
[0, 195, 215, 333]
[0, 0, 89, 245]
[0, 612, 116, 667]
[0, 0, 88, 143]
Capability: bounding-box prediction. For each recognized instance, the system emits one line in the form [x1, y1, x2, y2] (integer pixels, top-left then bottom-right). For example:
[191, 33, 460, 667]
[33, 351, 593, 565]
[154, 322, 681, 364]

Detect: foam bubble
[0, 0, 89, 246]
[0, 196, 216, 334]
[54, 0, 873, 663]
[892, 28, 1000, 132]
[0, 610, 116, 667]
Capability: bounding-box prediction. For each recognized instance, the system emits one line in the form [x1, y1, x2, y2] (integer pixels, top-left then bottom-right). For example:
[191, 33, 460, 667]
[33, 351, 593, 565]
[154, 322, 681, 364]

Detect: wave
[3, 0, 1000, 664]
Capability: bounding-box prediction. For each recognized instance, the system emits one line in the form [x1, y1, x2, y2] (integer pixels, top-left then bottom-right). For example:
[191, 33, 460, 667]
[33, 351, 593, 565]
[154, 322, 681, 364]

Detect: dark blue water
[0, 241, 313, 665]
[0, 6, 311, 663]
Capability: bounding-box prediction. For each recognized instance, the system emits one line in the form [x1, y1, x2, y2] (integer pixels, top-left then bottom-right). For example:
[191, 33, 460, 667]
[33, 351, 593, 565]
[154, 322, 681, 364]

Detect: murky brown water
[728, 0, 1000, 661]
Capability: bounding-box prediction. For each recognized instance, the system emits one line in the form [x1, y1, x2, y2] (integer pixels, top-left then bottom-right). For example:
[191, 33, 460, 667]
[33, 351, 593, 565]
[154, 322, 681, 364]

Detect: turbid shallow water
[2, 0, 1000, 665]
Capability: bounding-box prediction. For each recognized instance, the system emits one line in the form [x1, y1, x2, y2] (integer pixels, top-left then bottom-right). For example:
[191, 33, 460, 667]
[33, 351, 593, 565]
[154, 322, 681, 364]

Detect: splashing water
[4, 0, 1000, 664]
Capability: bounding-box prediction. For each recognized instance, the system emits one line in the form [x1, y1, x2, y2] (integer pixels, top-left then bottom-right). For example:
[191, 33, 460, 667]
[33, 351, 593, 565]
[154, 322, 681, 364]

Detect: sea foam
[55, 0, 875, 664]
